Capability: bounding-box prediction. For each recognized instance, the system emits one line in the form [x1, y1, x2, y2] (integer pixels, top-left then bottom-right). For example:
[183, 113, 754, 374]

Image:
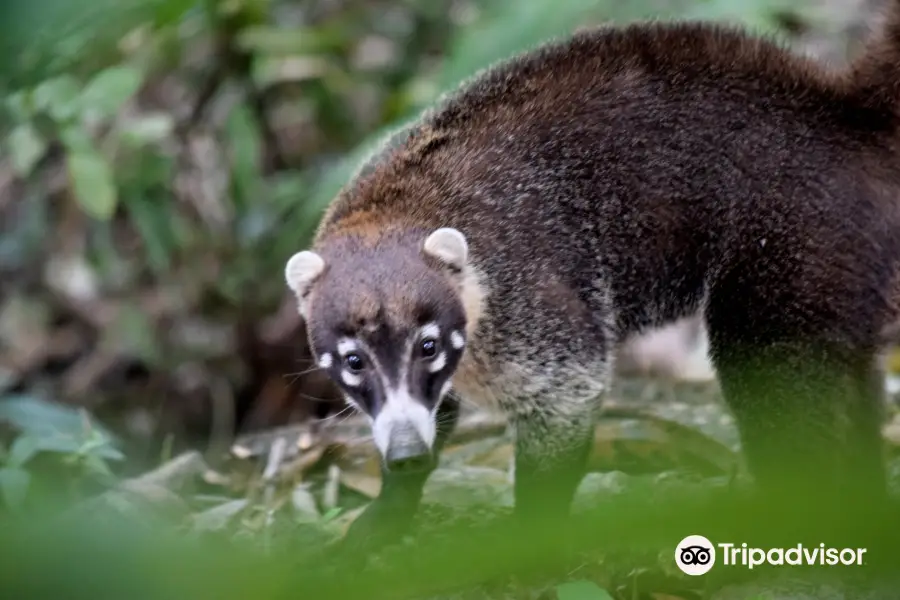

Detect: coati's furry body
[285, 4, 900, 544]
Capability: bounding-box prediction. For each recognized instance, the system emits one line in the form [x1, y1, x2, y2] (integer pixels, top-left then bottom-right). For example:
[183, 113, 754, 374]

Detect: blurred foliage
[2, 477, 900, 600]
[0, 396, 123, 510]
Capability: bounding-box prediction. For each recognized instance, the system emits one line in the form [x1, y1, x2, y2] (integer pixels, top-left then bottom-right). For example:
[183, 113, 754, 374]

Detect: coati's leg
[510, 392, 601, 523]
[503, 285, 612, 524]
[706, 300, 888, 514]
[342, 392, 461, 548]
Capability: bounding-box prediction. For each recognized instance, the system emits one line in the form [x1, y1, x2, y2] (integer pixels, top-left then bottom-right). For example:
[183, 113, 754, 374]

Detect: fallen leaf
[340, 471, 382, 498]
[291, 483, 321, 521]
[192, 499, 249, 532]
[333, 505, 368, 538]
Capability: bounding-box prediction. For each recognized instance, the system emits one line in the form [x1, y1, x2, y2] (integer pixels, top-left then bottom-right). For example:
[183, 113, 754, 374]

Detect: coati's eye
[421, 338, 438, 358]
[345, 353, 365, 372]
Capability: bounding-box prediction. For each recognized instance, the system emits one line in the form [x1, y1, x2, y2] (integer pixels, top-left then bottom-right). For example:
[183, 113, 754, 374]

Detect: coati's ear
[285, 251, 325, 313]
[423, 227, 468, 272]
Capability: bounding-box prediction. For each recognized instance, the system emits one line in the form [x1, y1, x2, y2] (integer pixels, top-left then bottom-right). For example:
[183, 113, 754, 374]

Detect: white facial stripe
[371, 383, 436, 457]
[428, 351, 447, 373]
[318, 352, 333, 369]
[450, 330, 464, 349]
[341, 370, 363, 387]
[420, 323, 440, 340]
[433, 380, 453, 415]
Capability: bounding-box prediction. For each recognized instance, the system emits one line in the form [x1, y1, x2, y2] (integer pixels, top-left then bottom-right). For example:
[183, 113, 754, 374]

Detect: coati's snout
[284, 227, 471, 470]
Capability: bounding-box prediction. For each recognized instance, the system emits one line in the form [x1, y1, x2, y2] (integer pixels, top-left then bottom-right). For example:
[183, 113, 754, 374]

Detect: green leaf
[0, 395, 80, 436]
[4, 90, 35, 121]
[0, 395, 118, 446]
[236, 24, 348, 56]
[65, 138, 118, 219]
[5, 430, 116, 461]
[77, 430, 125, 462]
[33, 74, 82, 121]
[79, 65, 143, 120]
[81, 453, 114, 480]
[118, 113, 175, 146]
[0, 466, 31, 509]
[322, 507, 343, 522]
[225, 102, 262, 213]
[58, 124, 92, 152]
[6, 434, 43, 468]
[121, 188, 178, 273]
[555, 580, 614, 600]
[436, 0, 605, 93]
[8, 123, 47, 175]
[682, 0, 802, 35]
[22, 435, 83, 456]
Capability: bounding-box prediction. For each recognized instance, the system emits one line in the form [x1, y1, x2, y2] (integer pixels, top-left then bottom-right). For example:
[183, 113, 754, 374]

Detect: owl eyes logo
[675, 535, 716, 575]
[681, 545, 712, 565]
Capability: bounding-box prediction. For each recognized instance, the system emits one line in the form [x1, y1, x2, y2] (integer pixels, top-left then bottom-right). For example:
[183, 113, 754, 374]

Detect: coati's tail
[845, 0, 900, 117]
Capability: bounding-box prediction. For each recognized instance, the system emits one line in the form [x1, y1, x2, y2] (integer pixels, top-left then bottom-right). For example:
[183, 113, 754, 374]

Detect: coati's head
[284, 226, 472, 472]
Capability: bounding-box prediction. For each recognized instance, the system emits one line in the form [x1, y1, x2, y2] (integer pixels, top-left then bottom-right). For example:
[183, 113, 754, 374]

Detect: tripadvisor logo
[674, 535, 868, 575]
[675, 535, 716, 576]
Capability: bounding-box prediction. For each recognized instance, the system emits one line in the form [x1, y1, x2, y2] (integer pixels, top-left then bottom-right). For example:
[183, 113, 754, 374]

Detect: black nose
[385, 427, 432, 472]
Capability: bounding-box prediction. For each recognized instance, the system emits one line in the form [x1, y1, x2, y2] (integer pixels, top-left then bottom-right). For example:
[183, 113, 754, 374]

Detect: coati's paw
[339, 500, 415, 557]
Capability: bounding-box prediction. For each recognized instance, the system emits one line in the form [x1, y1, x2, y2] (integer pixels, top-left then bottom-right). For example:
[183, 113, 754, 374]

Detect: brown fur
[293, 3, 900, 544]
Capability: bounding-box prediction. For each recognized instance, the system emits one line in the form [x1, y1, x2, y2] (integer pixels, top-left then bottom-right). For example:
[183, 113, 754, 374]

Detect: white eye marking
[341, 370, 363, 387]
[428, 351, 447, 373]
[450, 330, 464, 349]
[420, 322, 440, 340]
[337, 338, 359, 356]
[318, 352, 333, 369]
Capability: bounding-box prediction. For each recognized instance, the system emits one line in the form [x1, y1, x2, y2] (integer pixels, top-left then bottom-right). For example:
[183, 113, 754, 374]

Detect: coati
[284, 3, 900, 546]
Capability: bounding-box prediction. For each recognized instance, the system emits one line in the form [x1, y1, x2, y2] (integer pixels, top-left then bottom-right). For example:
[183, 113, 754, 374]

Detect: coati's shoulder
[313, 120, 454, 245]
